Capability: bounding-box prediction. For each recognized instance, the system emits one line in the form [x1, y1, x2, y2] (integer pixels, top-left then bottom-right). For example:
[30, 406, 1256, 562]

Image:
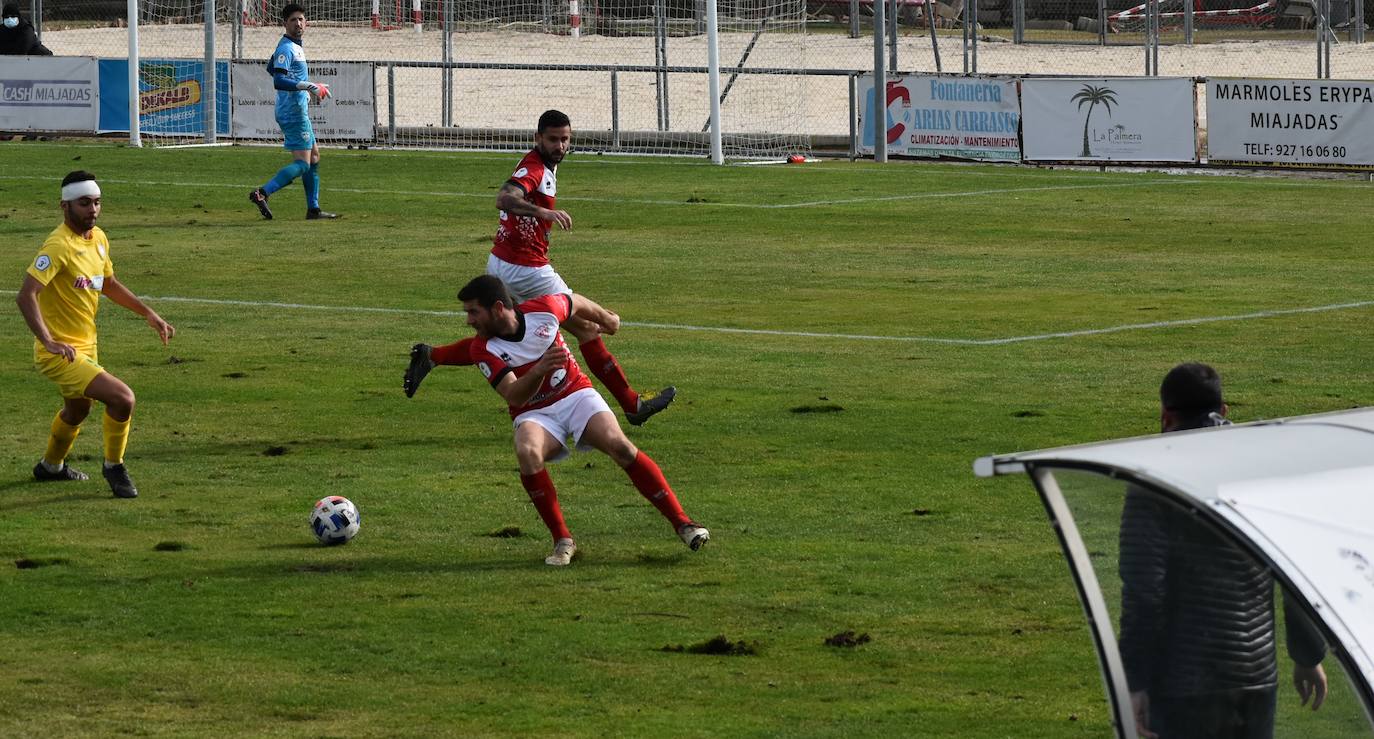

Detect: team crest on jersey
[276, 53, 287, 66]
[550, 368, 567, 387]
[513, 167, 528, 179]
[534, 323, 555, 339]
[478, 361, 492, 379]
[34, 255, 50, 271]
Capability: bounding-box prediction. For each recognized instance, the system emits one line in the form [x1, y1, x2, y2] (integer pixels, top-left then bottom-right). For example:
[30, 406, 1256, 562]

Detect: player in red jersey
[457, 274, 708, 566]
[404, 110, 675, 427]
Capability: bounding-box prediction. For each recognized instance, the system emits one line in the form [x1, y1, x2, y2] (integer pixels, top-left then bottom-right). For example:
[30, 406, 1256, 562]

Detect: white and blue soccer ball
[310, 495, 361, 545]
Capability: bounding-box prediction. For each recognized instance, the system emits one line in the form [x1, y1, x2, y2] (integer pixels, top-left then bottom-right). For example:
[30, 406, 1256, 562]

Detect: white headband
[61, 180, 101, 201]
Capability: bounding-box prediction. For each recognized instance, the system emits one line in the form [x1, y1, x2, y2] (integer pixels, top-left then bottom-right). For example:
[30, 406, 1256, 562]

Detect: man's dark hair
[281, 3, 305, 21]
[61, 170, 97, 187]
[1160, 362, 1223, 423]
[537, 109, 571, 133]
[457, 274, 514, 310]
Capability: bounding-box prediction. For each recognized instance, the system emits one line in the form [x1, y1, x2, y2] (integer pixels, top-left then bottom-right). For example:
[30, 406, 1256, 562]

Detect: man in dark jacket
[1118, 362, 1328, 738]
[0, 3, 52, 55]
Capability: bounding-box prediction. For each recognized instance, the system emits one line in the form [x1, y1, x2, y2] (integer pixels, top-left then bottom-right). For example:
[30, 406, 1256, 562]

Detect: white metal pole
[873, 0, 886, 162]
[128, 0, 141, 147]
[205, 0, 217, 144]
[705, 0, 723, 164]
[569, 0, 581, 38]
[412, 0, 422, 32]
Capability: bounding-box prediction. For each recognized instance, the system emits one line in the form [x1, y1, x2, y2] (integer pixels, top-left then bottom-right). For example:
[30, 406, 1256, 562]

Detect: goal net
[42, 0, 815, 158]
[235, 0, 814, 158]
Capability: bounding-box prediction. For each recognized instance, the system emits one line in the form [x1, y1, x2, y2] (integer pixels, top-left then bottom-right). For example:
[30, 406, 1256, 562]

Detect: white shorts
[487, 254, 572, 304]
[513, 387, 613, 462]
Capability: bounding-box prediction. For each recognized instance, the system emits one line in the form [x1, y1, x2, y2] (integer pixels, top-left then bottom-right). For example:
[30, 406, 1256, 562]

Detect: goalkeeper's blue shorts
[278, 115, 315, 151]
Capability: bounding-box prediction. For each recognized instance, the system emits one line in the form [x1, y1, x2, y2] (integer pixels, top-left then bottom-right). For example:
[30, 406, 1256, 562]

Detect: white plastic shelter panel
[1022, 77, 1197, 162]
[1207, 78, 1374, 168]
[0, 56, 99, 132]
[856, 75, 1021, 161]
[1220, 466, 1374, 671]
[232, 61, 374, 141]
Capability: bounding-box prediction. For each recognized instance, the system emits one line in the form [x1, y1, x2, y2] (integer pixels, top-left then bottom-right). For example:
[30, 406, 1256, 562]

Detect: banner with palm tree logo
[1021, 78, 1197, 163]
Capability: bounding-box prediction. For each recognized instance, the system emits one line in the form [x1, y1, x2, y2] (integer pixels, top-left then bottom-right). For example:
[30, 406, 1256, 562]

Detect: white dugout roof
[976, 407, 1374, 735]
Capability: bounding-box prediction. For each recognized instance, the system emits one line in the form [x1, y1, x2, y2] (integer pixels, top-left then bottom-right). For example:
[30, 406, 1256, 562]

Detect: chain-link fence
[16, 0, 1374, 152]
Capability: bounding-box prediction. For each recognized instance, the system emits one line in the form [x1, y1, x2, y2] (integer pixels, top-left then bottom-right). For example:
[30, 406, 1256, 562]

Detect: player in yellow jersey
[16, 171, 175, 499]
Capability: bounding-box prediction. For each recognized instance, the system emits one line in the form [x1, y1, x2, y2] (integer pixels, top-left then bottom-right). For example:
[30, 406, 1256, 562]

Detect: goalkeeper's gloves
[297, 81, 331, 102]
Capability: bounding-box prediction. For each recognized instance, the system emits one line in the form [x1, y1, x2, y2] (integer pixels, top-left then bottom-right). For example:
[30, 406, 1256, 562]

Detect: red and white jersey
[470, 294, 592, 418]
[491, 149, 557, 267]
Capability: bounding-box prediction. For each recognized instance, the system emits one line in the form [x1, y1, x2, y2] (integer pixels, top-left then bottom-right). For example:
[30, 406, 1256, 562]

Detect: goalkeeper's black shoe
[248, 188, 273, 220]
[33, 461, 89, 482]
[306, 208, 339, 220]
[626, 386, 676, 426]
[404, 343, 435, 398]
[102, 463, 138, 499]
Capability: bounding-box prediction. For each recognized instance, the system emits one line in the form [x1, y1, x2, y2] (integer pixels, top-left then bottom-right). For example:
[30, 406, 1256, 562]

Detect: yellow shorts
[35, 347, 105, 399]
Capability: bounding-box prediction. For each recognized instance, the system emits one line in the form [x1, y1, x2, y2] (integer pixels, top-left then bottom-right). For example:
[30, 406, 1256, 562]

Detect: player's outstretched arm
[496, 182, 572, 230]
[16, 275, 75, 361]
[270, 70, 329, 102]
[101, 276, 175, 345]
[569, 293, 619, 336]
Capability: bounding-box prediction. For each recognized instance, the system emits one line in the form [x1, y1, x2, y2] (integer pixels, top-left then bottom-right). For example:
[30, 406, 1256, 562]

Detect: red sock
[625, 451, 689, 529]
[579, 337, 638, 413]
[431, 338, 474, 366]
[520, 469, 572, 541]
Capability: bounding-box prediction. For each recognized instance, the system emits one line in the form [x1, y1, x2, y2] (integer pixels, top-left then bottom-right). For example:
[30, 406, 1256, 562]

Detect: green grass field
[1, 142, 1372, 737]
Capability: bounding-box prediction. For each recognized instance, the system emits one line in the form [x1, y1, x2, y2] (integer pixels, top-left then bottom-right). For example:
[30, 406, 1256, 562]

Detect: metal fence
[14, 0, 1374, 154]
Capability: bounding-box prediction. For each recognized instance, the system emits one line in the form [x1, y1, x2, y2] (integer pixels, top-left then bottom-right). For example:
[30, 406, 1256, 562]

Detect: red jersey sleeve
[469, 338, 513, 388]
[506, 157, 545, 197]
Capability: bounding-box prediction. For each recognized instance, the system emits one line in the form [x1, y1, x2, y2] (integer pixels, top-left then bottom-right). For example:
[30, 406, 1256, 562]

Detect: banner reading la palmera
[1208, 79, 1374, 167]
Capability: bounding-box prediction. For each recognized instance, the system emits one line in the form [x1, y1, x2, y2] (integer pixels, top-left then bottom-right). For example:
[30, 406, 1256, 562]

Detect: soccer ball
[309, 495, 361, 545]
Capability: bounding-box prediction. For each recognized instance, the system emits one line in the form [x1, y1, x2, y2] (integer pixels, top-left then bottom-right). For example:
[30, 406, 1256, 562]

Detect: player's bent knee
[61, 398, 93, 425]
[613, 448, 638, 468]
[513, 433, 551, 471]
[607, 438, 639, 468]
[89, 374, 136, 418]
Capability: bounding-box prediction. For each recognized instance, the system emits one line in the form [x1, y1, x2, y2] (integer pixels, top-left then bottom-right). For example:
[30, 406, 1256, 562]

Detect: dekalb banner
[98, 59, 230, 135]
[1022, 78, 1197, 162]
[232, 62, 374, 141]
[0, 57, 98, 132]
[857, 75, 1020, 161]
[1206, 78, 1374, 168]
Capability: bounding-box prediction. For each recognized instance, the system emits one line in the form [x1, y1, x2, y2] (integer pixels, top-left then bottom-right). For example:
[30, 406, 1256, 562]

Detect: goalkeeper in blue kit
[248, 3, 338, 220]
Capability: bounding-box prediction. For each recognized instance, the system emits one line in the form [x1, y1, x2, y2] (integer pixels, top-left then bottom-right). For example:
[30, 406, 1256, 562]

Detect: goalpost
[115, 0, 812, 159]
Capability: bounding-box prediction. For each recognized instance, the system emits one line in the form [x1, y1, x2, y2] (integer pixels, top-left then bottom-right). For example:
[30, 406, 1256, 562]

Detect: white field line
[0, 174, 1188, 209]
[3, 290, 1367, 346]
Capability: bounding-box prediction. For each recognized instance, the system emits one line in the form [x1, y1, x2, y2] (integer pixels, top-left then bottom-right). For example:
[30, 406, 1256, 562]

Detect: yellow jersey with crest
[26, 223, 114, 355]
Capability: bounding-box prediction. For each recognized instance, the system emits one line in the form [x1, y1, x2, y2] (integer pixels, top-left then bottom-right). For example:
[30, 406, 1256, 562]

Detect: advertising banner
[857, 74, 1021, 161]
[1022, 78, 1197, 163]
[1206, 78, 1374, 169]
[0, 56, 99, 132]
[97, 59, 230, 136]
[232, 61, 374, 141]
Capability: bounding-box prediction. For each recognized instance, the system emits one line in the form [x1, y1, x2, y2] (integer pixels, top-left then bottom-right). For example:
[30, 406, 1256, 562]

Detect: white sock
[41, 459, 64, 473]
